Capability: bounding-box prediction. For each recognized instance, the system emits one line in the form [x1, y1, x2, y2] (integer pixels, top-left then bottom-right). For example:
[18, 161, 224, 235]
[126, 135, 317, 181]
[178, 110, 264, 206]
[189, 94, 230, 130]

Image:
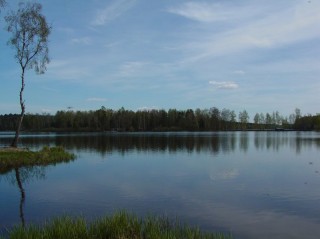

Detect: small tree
[6, 2, 50, 147]
[238, 110, 249, 130]
[295, 108, 301, 120]
[253, 113, 260, 125]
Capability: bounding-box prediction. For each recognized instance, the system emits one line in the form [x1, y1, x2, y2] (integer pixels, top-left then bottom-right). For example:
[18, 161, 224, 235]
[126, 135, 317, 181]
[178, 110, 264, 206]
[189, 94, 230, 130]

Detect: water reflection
[1, 166, 46, 228]
[15, 168, 25, 227]
[1, 131, 320, 239]
[0, 132, 319, 156]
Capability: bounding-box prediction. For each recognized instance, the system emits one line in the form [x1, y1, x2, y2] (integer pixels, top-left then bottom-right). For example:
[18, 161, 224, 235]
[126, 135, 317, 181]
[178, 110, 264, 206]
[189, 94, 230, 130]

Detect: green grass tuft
[1, 211, 232, 239]
[0, 146, 75, 174]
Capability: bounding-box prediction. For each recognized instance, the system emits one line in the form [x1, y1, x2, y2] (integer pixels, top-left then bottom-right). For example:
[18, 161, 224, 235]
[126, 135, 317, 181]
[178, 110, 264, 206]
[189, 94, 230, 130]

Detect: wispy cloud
[168, 1, 320, 62]
[167, 2, 263, 23]
[168, 2, 227, 22]
[91, 0, 137, 26]
[71, 37, 92, 45]
[46, 59, 91, 82]
[209, 81, 239, 90]
[117, 61, 149, 77]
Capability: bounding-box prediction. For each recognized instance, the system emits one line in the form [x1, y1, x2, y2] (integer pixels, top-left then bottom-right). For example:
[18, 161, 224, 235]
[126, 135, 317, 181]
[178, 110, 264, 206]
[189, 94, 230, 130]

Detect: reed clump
[2, 211, 232, 239]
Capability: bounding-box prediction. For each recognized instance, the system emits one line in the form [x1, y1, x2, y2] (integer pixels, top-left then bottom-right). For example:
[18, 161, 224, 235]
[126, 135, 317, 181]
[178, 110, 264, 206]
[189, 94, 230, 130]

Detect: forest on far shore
[0, 107, 319, 132]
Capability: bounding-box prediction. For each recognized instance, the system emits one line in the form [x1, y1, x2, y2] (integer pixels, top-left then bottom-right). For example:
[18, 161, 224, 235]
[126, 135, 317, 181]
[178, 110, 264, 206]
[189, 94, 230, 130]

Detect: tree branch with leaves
[0, 0, 6, 9]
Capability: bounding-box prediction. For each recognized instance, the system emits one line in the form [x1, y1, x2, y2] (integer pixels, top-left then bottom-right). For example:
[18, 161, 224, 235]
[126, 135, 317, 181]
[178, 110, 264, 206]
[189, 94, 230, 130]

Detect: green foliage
[3, 211, 232, 239]
[0, 107, 299, 132]
[5, 2, 50, 74]
[294, 114, 320, 131]
[0, 146, 75, 174]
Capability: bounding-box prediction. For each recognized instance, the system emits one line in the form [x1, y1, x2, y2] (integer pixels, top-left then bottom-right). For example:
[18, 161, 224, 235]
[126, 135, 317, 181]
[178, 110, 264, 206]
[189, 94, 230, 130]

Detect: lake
[1, 131, 320, 239]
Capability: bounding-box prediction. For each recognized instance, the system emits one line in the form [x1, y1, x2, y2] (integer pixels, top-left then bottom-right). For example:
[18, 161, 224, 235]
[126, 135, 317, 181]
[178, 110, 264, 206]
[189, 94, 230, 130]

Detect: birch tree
[6, 2, 51, 147]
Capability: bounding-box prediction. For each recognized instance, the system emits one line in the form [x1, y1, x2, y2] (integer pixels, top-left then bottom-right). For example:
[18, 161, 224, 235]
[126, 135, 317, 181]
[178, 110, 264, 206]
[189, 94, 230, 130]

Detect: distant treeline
[0, 107, 315, 132]
[294, 114, 320, 131]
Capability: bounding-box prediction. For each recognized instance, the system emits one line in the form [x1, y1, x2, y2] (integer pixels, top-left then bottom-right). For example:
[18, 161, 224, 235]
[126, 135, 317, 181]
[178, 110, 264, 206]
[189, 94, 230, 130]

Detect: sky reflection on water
[1, 131, 320, 239]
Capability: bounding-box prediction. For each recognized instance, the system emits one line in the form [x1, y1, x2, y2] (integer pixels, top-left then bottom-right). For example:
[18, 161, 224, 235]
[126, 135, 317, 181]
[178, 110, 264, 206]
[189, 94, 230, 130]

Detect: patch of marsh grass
[2, 211, 232, 239]
[0, 146, 75, 174]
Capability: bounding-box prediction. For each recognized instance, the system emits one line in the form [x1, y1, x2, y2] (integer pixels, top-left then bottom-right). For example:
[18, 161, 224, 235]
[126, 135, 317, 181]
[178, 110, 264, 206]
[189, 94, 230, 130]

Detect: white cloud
[91, 0, 137, 26]
[209, 81, 239, 90]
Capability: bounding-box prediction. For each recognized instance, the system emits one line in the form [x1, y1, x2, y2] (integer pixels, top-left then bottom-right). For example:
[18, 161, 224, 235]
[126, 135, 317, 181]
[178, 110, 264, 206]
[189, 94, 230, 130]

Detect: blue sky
[0, 0, 319, 119]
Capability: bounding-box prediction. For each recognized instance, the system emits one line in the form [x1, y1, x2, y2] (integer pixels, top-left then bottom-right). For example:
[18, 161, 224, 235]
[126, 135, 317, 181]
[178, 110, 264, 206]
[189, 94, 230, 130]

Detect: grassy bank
[2, 211, 232, 239]
[0, 146, 75, 174]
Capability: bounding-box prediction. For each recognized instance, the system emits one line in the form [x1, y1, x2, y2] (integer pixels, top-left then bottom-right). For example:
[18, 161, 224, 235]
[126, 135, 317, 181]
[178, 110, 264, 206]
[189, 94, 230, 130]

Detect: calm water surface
[1, 131, 320, 239]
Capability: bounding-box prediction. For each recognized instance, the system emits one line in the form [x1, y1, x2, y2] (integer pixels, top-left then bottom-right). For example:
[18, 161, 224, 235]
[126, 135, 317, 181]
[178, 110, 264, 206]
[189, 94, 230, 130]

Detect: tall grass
[0, 146, 75, 174]
[2, 211, 232, 239]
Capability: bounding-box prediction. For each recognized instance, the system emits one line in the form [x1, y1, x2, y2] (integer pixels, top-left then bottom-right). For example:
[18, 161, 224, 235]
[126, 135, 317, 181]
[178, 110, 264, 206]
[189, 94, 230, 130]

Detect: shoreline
[0, 147, 29, 152]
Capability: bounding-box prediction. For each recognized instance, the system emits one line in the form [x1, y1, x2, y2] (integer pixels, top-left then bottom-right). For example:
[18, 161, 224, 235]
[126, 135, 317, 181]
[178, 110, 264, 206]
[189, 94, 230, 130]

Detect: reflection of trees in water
[295, 137, 320, 154]
[254, 132, 291, 151]
[5, 134, 239, 155]
[5, 166, 46, 184]
[239, 132, 249, 152]
[253, 132, 320, 153]
[1, 132, 319, 156]
[2, 166, 46, 227]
